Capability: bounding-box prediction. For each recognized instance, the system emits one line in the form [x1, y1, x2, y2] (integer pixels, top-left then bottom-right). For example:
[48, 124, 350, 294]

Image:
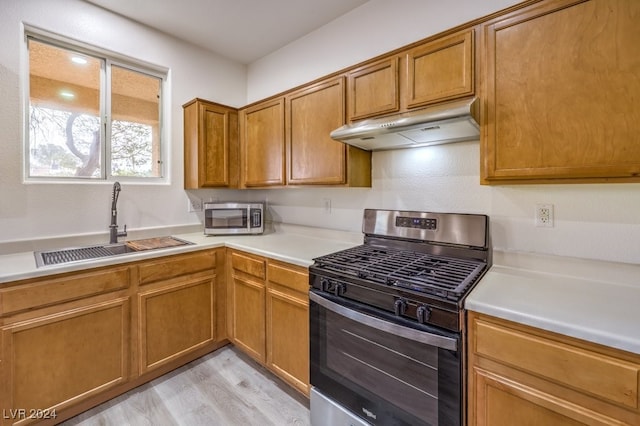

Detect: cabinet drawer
[138, 250, 217, 285]
[474, 318, 640, 409]
[231, 252, 266, 280]
[267, 263, 308, 294]
[0, 267, 130, 316]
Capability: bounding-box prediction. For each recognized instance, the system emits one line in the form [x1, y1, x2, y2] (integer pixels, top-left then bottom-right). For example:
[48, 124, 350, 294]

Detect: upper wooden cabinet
[183, 98, 239, 189]
[346, 57, 400, 121]
[238, 78, 371, 188]
[481, 0, 640, 184]
[286, 76, 371, 186]
[405, 28, 475, 109]
[239, 98, 286, 187]
[345, 29, 474, 122]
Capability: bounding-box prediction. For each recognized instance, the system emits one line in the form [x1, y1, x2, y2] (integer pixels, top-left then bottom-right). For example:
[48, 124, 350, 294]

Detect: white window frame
[23, 26, 170, 184]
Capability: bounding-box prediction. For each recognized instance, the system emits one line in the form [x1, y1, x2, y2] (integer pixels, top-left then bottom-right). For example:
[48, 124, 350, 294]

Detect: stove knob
[320, 278, 330, 292]
[416, 305, 432, 324]
[333, 282, 345, 296]
[394, 299, 407, 316]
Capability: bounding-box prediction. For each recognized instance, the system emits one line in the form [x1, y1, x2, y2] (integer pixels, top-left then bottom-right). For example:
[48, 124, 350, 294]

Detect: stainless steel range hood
[330, 97, 480, 151]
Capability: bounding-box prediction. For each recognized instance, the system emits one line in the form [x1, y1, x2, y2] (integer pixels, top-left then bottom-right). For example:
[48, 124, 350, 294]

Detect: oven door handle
[310, 292, 457, 351]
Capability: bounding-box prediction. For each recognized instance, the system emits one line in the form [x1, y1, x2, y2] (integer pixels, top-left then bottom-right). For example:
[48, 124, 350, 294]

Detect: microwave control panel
[250, 208, 262, 228]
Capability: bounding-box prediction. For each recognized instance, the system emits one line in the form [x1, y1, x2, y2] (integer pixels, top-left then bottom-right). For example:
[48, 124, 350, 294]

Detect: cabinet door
[481, 0, 640, 183]
[138, 276, 215, 374]
[228, 251, 267, 363]
[239, 98, 286, 187]
[406, 29, 474, 109]
[231, 276, 266, 363]
[472, 368, 617, 426]
[183, 99, 238, 188]
[0, 298, 130, 423]
[347, 57, 400, 121]
[266, 262, 309, 395]
[286, 77, 347, 185]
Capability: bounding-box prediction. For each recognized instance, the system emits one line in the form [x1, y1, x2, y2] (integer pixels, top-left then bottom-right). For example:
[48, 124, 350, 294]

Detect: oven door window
[205, 208, 247, 229]
[310, 292, 461, 426]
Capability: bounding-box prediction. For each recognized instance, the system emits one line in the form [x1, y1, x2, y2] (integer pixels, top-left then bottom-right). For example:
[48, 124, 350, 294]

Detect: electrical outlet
[535, 204, 554, 227]
[188, 197, 203, 212]
[323, 198, 331, 214]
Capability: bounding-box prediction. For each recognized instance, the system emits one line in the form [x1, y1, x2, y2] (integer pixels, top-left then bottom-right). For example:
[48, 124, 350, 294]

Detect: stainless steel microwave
[204, 202, 264, 235]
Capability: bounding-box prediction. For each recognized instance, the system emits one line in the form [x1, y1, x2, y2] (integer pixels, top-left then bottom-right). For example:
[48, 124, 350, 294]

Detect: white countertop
[3, 225, 639, 356]
[466, 250, 640, 355]
[0, 223, 362, 284]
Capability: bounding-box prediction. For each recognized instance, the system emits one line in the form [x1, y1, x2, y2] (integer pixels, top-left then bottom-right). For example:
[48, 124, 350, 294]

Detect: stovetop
[311, 244, 486, 301]
[309, 209, 491, 332]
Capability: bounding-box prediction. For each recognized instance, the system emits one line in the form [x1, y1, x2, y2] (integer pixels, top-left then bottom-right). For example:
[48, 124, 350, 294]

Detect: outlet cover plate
[535, 204, 554, 227]
[188, 197, 203, 212]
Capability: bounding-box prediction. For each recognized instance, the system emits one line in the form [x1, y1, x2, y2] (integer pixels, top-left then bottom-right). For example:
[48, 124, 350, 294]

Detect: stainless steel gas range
[309, 209, 491, 426]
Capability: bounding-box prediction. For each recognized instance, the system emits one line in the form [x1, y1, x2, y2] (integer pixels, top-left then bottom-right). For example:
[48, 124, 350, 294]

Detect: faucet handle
[118, 224, 128, 238]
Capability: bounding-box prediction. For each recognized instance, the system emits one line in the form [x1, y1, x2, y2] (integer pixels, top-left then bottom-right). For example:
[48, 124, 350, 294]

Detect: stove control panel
[319, 277, 346, 297]
[310, 272, 461, 331]
[395, 216, 437, 230]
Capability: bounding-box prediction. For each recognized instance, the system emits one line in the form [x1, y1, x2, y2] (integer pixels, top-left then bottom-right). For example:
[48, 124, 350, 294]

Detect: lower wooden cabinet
[136, 249, 223, 375]
[0, 248, 225, 425]
[0, 245, 312, 424]
[138, 276, 216, 374]
[1, 298, 130, 425]
[467, 311, 640, 426]
[266, 261, 310, 395]
[227, 249, 310, 396]
[228, 250, 267, 363]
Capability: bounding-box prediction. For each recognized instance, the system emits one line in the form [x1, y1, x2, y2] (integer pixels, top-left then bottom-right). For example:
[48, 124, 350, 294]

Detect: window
[26, 35, 165, 180]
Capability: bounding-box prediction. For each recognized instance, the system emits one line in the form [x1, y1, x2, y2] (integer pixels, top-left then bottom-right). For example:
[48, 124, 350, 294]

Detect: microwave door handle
[309, 292, 457, 351]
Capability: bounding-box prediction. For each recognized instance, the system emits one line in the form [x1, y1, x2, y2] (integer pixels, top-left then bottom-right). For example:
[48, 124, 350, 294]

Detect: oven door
[309, 289, 461, 426]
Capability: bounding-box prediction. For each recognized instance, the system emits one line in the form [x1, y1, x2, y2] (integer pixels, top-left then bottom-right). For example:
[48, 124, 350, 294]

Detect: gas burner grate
[313, 244, 487, 300]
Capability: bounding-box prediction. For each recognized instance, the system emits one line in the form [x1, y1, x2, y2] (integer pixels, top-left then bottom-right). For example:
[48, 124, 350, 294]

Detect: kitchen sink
[103, 243, 139, 255]
[34, 236, 193, 268]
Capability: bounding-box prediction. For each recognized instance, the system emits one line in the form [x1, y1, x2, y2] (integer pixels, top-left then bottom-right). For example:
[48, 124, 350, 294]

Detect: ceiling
[84, 0, 369, 64]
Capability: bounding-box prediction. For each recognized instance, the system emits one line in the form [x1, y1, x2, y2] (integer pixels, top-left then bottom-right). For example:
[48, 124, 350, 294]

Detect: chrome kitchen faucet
[109, 182, 127, 244]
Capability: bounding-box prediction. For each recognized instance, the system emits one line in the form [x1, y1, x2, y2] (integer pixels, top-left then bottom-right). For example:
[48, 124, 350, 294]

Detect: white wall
[0, 0, 247, 245]
[2, 0, 639, 266]
[247, 0, 523, 102]
[247, 0, 640, 265]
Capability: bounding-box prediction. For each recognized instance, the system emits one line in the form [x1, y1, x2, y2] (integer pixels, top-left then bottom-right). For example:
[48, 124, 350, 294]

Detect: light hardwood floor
[61, 345, 310, 426]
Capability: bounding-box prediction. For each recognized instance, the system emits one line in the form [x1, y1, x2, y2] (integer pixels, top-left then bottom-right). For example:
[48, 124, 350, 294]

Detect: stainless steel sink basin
[34, 237, 193, 268]
[103, 243, 139, 256]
